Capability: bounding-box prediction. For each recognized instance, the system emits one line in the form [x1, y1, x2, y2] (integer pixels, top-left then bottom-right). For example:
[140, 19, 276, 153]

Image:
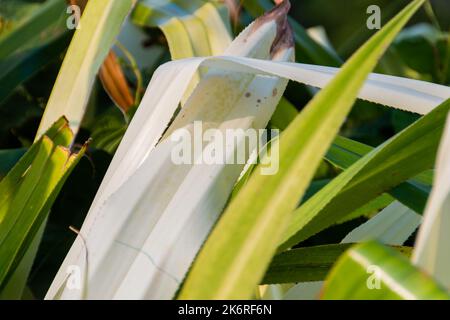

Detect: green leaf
[326, 135, 432, 213]
[262, 244, 351, 285]
[322, 241, 450, 300]
[0, 117, 85, 297]
[0, 32, 71, 104]
[0, 0, 70, 103]
[270, 99, 430, 216]
[36, 0, 135, 138]
[178, 0, 426, 300]
[0, 0, 67, 61]
[263, 243, 411, 285]
[281, 98, 450, 251]
[338, 194, 395, 224]
[27, 149, 111, 299]
[0, 118, 72, 220]
[271, 85, 430, 219]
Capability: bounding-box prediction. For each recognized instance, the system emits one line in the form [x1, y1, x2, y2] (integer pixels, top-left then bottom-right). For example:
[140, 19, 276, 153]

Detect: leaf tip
[252, 0, 294, 56]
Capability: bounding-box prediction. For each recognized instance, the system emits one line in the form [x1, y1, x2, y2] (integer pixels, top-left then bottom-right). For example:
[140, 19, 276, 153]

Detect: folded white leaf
[71, 59, 450, 217]
[198, 57, 449, 115]
[46, 3, 450, 299]
[413, 113, 450, 289]
[342, 201, 422, 245]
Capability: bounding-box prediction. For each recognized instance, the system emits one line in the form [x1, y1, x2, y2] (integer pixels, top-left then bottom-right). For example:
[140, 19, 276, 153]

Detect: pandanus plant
[1, 0, 450, 300]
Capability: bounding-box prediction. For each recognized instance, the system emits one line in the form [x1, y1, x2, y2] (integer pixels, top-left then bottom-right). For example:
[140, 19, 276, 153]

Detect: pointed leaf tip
[253, 0, 294, 55]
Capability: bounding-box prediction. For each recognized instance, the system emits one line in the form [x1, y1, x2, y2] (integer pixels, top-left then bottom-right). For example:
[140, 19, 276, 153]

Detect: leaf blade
[179, 0, 426, 300]
[322, 241, 450, 300]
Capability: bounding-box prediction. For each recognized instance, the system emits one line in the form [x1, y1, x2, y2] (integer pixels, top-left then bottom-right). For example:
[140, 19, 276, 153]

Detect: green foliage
[36, 0, 135, 138]
[0, 0, 70, 103]
[0, 118, 86, 297]
[326, 135, 432, 214]
[322, 241, 450, 299]
[263, 243, 412, 284]
[281, 98, 450, 251]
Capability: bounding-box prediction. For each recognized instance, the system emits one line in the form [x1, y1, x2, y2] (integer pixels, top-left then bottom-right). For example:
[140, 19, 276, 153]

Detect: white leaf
[413, 113, 450, 288]
[342, 201, 421, 245]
